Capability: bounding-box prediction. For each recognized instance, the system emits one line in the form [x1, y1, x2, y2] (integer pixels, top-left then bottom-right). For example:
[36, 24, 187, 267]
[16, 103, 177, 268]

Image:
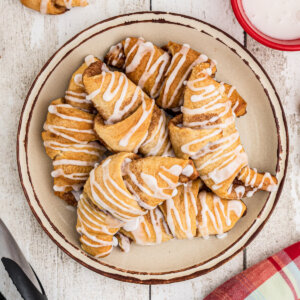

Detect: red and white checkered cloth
[205, 242, 300, 300]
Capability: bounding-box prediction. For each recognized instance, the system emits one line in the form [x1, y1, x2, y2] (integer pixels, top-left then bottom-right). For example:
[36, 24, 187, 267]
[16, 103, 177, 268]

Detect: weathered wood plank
[244, 36, 300, 267]
[0, 1, 151, 299]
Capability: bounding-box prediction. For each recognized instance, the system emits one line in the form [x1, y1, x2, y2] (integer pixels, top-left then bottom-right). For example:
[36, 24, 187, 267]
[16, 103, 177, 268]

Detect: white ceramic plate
[17, 12, 288, 284]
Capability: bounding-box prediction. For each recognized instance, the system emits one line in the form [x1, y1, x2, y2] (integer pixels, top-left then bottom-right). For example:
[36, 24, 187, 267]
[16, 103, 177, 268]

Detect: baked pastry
[122, 188, 246, 245]
[78, 152, 197, 256]
[84, 152, 198, 218]
[196, 190, 246, 238]
[105, 37, 171, 98]
[159, 179, 202, 239]
[42, 98, 105, 205]
[83, 62, 173, 156]
[105, 39, 246, 116]
[65, 55, 108, 112]
[76, 192, 122, 258]
[168, 63, 277, 199]
[20, 0, 88, 14]
[121, 208, 173, 245]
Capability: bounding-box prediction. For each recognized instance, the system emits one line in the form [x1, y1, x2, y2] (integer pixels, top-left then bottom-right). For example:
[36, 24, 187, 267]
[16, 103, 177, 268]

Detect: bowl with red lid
[231, 0, 300, 51]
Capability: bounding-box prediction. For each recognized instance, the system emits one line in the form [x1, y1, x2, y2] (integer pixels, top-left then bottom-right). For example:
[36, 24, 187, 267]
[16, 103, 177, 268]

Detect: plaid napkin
[205, 242, 300, 300]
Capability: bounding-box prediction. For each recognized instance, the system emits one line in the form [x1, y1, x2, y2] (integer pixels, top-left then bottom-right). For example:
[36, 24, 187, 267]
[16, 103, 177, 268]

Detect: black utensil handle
[1, 258, 47, 300]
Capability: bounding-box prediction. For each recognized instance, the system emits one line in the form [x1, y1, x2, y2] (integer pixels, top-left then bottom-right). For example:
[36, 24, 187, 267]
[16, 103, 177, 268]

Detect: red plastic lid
[231, 0, 300, 51]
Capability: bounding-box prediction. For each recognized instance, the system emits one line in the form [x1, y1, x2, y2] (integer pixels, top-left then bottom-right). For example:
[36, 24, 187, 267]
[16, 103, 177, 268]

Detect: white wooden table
[0, 1, 299, 299]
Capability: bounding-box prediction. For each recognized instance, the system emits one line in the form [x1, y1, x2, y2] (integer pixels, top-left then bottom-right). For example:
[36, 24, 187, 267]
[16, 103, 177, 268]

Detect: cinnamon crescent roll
[160, 179, 203, 239]
[65, 55, 108, 112]
[196, 191, 246, 238]
[42, 98, 105, 204]
[84, 152, 198, 219]
[83, 62, 173, 156]
[76, 192, 122, 258]
[21, 0, 88, 14]
[169, 63, 277, 199]
[121, 208, 173, 245]
[105, 37, 171, 98]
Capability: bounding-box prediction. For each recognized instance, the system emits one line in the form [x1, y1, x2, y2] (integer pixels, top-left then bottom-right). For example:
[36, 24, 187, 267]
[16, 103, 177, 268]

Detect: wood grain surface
[0, 1, 299, 299]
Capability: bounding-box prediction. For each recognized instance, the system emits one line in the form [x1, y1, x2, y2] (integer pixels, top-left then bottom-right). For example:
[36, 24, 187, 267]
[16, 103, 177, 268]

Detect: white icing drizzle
[73, 74, 84, 88]
[85, 55, 96, 67]
[161, 44, 209, 107]
[180, 70, 249, 193]
[48, 104, 93, 123]
[198, 191, 244, 238]
[65, 91, 91, 104]
[129, 208, 168, 245]
[89, 159, 145, 222]
[164, 182, 196, 239]
[124, 38, 170, 98]
[87, 71, 144, 124]
[119, 99, 154, 147]
[141, 109, 170, 156]
[43, 123, 94, 144]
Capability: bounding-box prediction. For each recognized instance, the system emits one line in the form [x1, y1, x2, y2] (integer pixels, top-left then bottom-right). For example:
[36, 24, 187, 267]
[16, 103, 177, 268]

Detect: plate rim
[17, 11, 289, 284]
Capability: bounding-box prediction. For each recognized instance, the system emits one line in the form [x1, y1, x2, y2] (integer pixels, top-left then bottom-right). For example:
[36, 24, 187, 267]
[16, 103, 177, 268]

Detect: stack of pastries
[42, 37, 277, 258]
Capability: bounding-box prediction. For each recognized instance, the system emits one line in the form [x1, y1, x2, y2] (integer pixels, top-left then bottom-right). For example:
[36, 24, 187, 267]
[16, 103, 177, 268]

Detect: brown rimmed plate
[17, 12, 288, 284]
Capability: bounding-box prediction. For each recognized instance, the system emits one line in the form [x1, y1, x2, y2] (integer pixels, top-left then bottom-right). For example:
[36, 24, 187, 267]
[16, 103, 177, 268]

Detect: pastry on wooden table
[65, 55, 108, 112]
[168, 63, 277, 199]
[20, 0, 88, 14]
[42, 98, 105, 205]
[83, 61, 173, 156]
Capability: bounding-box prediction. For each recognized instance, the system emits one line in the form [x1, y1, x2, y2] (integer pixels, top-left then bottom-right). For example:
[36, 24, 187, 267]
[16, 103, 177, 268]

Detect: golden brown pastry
[42, 98, 105, 204]
[105, 39, 245, 116]
[159, 179, 202, 239]
[83, 62, 173, 156]
[105, 37, 171, 98]
[76, 192, 122, 258]
[121, 208, 173, 245]
[65, 55, 108, 112]
[122, 187, 246, 245]
[220, 82, 247, 117]
[196, 191, 246, 238]
[168, 63, 277, 199]
[20, 0, 88, 14]
[84, 152, 198, 218]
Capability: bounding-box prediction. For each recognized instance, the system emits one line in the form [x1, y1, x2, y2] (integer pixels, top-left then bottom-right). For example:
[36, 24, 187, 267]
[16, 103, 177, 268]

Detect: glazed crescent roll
[83, 62, 173, 156]
[84, 152, 198, 220]
[65, 55, 108, 112]
[160, 179, 203, 239]
[123, 155, 198, 209]
[20, 0, 88, 14]
[42, 98, 105, 205]
[76, 192, 122, 258]
[158, 42, 246, 116]
[196, 191, 246, 238]
[121, 208, 173, 245]
[169, 63, 277, 199]
[105, 37, 171, 98]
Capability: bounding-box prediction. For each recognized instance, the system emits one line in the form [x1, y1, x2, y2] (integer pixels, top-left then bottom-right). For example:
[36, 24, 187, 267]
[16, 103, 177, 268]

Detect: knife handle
[1, 258, 47, 300]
